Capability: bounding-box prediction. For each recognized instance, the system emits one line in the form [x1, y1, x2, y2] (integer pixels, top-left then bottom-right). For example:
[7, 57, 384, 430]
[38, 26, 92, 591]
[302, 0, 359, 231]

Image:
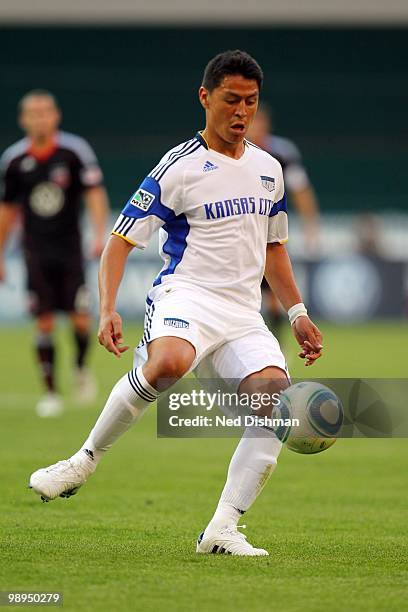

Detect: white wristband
[288, 303, 308, 325]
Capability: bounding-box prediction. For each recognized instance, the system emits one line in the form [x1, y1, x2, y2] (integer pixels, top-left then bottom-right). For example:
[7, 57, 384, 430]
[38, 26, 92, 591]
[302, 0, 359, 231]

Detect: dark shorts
[25, 253, 90, 317]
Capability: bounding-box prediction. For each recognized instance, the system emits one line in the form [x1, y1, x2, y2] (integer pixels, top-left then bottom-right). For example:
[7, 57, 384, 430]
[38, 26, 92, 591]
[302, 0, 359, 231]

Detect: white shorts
[134, 283, 288, 385]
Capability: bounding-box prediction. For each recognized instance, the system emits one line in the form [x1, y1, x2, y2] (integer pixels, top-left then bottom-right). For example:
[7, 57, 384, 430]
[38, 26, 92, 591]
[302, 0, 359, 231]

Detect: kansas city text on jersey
[204, 196, 281, 219]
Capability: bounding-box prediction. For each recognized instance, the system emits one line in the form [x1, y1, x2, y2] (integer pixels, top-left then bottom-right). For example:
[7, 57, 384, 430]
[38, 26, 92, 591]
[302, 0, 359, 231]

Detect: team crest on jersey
[29, 182, 64, 217]
[49, 164, 71, 189]
[260, 176, 275, 192]
[131, 188, 155, 211]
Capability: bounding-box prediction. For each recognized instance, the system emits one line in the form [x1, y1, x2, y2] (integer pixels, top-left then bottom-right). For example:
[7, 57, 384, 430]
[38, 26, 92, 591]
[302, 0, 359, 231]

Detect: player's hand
[98, 311, 129, 358]
[292, 316, 323, 366]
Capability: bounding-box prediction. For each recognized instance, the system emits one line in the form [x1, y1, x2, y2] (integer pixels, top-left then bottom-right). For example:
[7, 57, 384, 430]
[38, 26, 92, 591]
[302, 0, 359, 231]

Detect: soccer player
[247, 103, 320, 341]
[29, 52, 323, 555]
[0, 90, 109, 416]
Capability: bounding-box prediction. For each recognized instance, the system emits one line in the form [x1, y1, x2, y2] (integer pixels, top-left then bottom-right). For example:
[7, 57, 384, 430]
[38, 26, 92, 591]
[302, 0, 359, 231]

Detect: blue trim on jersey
[121, 177, 190, 286]
[269, 192, 288, 217]
[122, 176, 173, 221]
[153, 211, 190, 286]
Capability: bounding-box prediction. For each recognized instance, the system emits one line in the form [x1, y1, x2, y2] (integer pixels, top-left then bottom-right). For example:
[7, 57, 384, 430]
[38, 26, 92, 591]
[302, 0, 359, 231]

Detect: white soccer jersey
[113, 132, 288, 310]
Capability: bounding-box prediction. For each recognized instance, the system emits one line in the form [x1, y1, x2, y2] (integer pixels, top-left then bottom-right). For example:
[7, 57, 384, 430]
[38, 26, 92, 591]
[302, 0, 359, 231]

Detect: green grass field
[0, 321, 407, 611]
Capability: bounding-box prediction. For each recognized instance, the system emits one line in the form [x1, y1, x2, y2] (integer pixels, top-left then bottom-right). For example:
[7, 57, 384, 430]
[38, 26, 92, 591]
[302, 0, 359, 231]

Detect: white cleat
[74, 367, 98, 405]
[196, 525, 269, 556]
[36, 392, 64, 418]
[29, 450, 96, 502]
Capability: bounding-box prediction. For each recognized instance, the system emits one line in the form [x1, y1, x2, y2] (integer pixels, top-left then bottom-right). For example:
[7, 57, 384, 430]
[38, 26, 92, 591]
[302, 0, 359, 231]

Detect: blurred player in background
[247, 103, 320, 341]
[0, 90, 109, 416]
[29, 52, 323, 555]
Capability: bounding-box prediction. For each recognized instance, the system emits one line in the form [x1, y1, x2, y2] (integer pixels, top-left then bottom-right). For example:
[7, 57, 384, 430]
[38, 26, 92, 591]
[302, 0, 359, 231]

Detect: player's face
[200, 75, 259, 144]
[19, 96, 61, 140]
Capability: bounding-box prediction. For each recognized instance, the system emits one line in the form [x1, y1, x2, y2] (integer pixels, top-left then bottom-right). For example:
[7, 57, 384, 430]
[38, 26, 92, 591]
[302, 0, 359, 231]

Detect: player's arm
[74, 137, 110, 258]
[266, 163, 322, 365]
[97, 234, 133, 358]
[264, 243, 323, 366]
[0, 156, 21, 282]
[98, 165, 180, 357]
[83, 186, 109, 258]
[0, 203, 19, 281]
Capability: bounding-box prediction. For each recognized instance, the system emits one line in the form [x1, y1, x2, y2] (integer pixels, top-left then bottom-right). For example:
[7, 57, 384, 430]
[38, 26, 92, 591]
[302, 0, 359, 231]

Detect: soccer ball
[274, 382, 344, 454]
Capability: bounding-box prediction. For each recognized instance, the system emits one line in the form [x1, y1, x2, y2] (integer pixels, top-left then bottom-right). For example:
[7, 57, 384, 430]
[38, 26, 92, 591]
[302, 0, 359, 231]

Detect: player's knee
[70, 312, 91, 334]
[147, 353, 192, 383]
[37, 314, 55, 334]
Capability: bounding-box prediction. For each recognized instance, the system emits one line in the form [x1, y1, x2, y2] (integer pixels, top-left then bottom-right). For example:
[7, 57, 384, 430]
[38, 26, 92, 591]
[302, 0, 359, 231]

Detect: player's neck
[28, 133, 58, 161]
[201, 128, 245, 160]
[29, 133, 57, 152]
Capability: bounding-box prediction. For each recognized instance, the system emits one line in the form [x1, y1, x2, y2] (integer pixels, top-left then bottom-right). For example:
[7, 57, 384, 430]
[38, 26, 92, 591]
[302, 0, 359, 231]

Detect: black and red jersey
[0, 131, 103, 261]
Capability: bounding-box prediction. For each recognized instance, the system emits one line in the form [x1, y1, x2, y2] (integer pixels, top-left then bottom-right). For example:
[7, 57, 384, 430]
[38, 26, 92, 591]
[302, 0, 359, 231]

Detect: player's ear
[199, 86, 210, 110]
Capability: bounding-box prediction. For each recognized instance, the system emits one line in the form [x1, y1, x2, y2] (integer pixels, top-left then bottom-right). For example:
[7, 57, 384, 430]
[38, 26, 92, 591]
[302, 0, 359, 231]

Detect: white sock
[71, 366, 158, 467]
[205, 426, 282, 532]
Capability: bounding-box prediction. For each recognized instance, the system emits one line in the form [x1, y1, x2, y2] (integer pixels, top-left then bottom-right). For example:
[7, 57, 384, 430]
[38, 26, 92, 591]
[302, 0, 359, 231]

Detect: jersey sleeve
[282, 141, 310, 193]
[71, 137, 104, 189]
[0, 155, 20, 204]
[111, 167, 182, 250]
[267, 163, 288, 244]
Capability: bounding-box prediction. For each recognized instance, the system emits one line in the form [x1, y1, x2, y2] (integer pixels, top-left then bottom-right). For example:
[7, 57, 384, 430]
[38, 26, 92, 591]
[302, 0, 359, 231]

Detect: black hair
[202, 50, 263, 92]
[18, 89, 59, 114]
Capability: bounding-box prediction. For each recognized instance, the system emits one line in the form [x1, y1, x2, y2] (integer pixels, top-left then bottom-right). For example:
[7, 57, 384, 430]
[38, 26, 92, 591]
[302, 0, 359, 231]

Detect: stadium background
[0, 4, 407, 611]
[1, 27, 407, 211]
[1, 26, 407, 321]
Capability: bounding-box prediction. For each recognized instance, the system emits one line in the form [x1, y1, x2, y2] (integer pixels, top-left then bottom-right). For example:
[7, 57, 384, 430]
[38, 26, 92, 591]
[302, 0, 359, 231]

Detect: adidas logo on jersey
[203, 161, 218, 172]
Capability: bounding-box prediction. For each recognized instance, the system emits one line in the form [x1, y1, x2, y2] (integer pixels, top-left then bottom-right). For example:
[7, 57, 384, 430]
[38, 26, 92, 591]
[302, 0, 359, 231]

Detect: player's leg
[204, 367, 288, 524]
[27, 256, 63, 417]
[76, 335, 195, 464]
[29, 335, 196, 501]
[34, 312, 64, 416]
[198, 367, 289, 556]
[29, 286, 205, 501]
[35, 312, 56, 393]
[70, 310, 91, 369]
[69, 309, 97, 404]
[197, 326, 289, 555]
[62, 260, 97, 403]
